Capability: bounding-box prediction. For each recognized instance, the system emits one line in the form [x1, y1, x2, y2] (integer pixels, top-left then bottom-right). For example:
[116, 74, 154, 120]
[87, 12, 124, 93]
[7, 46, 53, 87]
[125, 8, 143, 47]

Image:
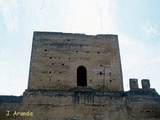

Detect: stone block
[141, 79, 150, 90]
[129, 78, 138, 91]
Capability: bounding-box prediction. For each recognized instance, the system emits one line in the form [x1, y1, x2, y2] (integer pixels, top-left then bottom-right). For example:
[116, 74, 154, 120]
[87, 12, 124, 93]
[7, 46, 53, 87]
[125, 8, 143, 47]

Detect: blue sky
[0, 0, 160, 95]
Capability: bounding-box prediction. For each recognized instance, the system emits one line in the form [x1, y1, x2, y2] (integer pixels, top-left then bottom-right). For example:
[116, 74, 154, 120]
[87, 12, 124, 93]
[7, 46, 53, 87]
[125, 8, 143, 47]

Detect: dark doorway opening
[77, 66, 87, 86]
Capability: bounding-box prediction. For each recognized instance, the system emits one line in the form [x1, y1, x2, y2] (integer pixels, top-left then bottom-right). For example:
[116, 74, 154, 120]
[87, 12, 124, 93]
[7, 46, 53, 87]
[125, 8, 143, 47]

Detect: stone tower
[28, 32, 123, 91]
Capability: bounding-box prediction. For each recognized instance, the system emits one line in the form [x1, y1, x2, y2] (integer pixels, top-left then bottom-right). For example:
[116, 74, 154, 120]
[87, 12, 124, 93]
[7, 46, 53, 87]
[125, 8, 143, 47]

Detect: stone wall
[22, 88, 128, 120]
[1, 85, 160, 120]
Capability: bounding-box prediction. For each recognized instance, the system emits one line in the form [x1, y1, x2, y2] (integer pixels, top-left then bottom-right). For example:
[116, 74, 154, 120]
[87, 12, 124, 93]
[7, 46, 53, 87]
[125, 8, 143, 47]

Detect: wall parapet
[129, 78, 155, 92]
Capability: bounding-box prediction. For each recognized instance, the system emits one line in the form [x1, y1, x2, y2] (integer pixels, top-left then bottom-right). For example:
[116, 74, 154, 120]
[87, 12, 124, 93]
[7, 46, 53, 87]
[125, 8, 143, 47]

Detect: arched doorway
[77, 66, 87, 86]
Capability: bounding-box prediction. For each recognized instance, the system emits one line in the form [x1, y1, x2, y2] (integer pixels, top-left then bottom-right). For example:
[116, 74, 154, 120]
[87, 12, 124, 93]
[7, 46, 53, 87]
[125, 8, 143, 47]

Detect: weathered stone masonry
[0, 32, 160, 120]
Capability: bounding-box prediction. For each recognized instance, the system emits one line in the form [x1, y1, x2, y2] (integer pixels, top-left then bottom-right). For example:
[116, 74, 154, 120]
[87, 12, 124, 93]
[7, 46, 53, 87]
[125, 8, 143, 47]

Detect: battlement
[141, 79, 150, 90]
[129, 78, 152, 91]
[129, 78, 139, 91]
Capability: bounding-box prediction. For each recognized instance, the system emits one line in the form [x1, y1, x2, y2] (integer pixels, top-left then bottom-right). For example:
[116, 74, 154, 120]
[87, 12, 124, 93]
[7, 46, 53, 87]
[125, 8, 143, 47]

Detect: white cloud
[0, 0, 20, 32]
[141, 21, 160, 37]
[119, 33, 143, 47]
[67, 0, 101, 34]
[22, 0, 118, 35]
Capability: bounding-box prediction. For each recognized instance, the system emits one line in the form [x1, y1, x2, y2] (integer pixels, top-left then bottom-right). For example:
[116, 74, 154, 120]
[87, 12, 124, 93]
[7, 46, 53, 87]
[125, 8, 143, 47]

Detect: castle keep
[0, 32, 160, 120]
[28, 32, 123, 91]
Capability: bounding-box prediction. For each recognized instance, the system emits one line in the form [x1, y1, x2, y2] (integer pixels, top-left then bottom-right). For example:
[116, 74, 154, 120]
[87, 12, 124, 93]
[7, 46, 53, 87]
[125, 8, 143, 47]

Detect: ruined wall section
[28, 32, 123, 91]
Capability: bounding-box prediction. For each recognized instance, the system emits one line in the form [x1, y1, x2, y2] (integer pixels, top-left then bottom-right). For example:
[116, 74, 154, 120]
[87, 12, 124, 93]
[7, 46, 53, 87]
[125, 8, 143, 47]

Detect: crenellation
[141, 79, 151, 91]
[129, 78, 139, 91]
